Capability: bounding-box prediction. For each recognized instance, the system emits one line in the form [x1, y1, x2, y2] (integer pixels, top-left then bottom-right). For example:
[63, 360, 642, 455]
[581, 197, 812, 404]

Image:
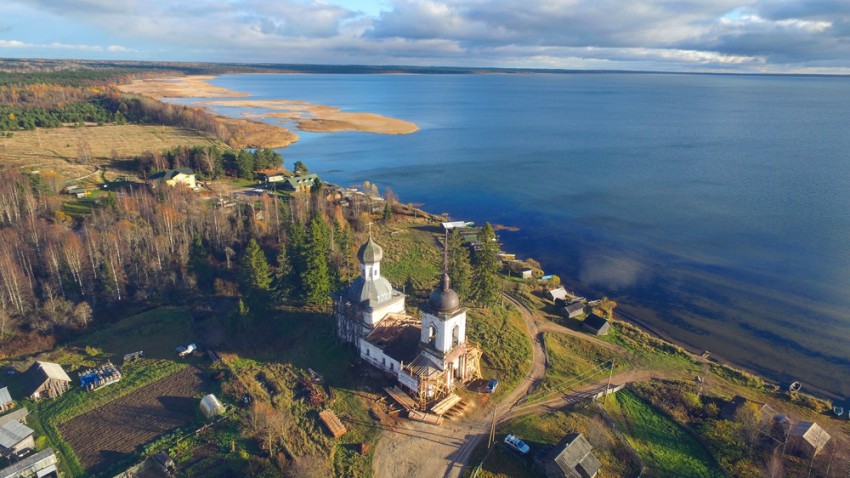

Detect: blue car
[486, 378, 499, 393]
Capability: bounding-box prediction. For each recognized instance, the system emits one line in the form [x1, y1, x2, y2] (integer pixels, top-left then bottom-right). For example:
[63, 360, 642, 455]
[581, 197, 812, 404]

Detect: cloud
[4, 0, 850, 72]
[0, 39, 134, 52]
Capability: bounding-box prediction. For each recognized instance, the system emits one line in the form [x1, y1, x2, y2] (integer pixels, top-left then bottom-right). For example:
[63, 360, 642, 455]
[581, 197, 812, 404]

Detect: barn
[25, 362, 71, 400]
[582, 314, 611, 336]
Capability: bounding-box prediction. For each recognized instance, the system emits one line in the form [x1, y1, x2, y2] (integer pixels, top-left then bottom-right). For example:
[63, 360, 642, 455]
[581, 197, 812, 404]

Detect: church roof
[357, 238, 383, 264]
[347, 276, 396, 306]
[429, 272, 460, 314]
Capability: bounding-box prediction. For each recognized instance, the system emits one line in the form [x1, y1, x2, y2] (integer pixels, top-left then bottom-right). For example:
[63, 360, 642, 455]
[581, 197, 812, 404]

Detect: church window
[428, 324, 437, 348]
[365, 348, 370, 357]
[452, 324, 460, 347]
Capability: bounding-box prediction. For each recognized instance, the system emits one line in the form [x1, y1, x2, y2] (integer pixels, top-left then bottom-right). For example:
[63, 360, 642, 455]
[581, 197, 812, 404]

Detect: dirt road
[370, 294, 643, 478]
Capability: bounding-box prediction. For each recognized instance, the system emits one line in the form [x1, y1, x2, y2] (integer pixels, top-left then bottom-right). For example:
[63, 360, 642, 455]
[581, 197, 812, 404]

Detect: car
[504, 434, 530, 455]
[486, 378, 499, 393]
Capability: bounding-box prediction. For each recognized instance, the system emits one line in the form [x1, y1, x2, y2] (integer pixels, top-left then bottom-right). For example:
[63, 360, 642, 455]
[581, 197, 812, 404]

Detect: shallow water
[202, 73, 850, 397]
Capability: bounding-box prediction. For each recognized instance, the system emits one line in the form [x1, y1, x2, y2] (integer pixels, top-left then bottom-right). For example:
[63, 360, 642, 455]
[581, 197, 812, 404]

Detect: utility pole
[604, 360, 615, 404]
[488, 405, 497, 448]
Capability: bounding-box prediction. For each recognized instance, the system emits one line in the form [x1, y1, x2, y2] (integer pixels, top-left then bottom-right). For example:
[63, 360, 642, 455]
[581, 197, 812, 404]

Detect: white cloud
[0, 39, 134, 52]
[3, 0, 850, 72]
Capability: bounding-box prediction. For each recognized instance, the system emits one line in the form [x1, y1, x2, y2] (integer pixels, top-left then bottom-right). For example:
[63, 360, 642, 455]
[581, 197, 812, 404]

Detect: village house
[582, 314, 611, 336]
[148, 168, 197, 190]
[280, 173, 318, 192]
[24, 362, 71, 400]
[335, 235, 481, 406]
[562, 301, 586, 319]
[789, 421, 831, 457]
[256, 168, 288, 185]
[0, 420, 34, 458]
[548, 287, 568, 302]
[0, 388, 12, 413]
[0, 448, 59, 478]
[519, 268, 534, 279]
[0, 409, 34, 459]
[534, 433, 601, 478]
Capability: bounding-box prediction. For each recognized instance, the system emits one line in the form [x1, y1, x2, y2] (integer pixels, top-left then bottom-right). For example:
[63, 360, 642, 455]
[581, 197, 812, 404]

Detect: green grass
[535, 332, 623, 397]
[61, 198, 98, 217]
[604, 389, 724, 478]
[72, 307, 193, 359]
[467, 306, 532, 400]
[379, 225, 441, 293]
[494, 401, 641, 478]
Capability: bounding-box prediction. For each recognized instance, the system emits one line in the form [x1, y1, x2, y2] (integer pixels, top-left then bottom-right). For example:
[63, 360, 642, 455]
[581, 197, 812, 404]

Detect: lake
[199, 72, 850, 398]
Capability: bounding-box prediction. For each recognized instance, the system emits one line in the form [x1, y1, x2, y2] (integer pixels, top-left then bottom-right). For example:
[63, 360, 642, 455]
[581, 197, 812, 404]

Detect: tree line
[0, 168, 355, 353]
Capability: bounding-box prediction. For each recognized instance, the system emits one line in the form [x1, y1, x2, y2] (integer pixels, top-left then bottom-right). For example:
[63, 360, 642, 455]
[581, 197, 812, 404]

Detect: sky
[2, 0, 850, 74]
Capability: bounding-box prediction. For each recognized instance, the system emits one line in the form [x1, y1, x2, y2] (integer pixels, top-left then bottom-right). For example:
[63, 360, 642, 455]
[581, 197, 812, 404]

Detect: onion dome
[357, 237, 383, 264]
[429, 271, 460, 313]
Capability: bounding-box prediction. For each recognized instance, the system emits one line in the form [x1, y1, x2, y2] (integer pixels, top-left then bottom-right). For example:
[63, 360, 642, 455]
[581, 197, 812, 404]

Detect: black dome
[429, 272, 460, 312]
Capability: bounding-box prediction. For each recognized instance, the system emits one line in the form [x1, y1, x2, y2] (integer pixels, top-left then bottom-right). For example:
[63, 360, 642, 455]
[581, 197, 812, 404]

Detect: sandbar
[201, 99, 419, 135]
[119, 76, 419, 136]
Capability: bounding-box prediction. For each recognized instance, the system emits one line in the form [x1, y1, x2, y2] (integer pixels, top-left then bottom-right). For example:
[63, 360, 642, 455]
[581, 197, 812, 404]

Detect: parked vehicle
[504, 434, 530, 455]
[486, 378, 499, 393]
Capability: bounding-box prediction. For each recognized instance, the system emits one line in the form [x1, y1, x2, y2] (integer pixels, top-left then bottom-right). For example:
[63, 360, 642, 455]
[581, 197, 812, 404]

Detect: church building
[334, 235, 480, 405]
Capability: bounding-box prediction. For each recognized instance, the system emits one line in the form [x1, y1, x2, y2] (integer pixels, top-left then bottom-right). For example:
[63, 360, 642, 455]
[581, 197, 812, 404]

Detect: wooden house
[534, 433, 601, 478]
[789, 421, 831, 457]
[582, 314, 611, 336]
[281, 173, 318, 192]
[25, 362, 71, 400]
[149, 168, 197, 190]
[548, 287, 568, 302]
[0, 421, 34, 458]
[0, 447, 58, 478]
[519, 269, 534, 279]
[562, 302, 586, 319]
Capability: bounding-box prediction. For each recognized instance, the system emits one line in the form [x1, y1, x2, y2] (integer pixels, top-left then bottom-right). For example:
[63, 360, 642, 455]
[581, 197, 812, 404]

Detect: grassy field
[378, 223, 442, 293]
[603, 389, 724, 478]
[0, 124, 223, 182]
[467, 306, 532, 401]
[490, 400, 641, 477]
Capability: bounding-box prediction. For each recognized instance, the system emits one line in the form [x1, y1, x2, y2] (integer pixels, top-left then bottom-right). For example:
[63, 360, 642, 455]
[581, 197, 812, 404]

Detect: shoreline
[119, 74, 419, 136]
[130, 73, 838, 404]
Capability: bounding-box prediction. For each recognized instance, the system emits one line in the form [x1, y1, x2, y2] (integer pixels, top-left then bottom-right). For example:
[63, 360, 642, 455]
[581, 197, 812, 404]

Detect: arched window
[452, 324, 460, 347]
[428, 324, 437, 348]
[365, 348, 370, 357]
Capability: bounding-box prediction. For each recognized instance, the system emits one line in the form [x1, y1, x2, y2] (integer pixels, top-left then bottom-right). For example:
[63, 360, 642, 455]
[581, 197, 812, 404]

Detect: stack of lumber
[384, 386, 416, 411]
[430, 393, 462, 416]
[319, 409, 346, 438]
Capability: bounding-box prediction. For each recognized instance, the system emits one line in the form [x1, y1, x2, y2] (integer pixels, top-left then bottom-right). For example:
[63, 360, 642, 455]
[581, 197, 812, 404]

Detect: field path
[372, 292, 642, 477]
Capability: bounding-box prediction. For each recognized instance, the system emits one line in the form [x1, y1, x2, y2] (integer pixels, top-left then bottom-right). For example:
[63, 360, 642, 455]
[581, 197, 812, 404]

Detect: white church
[334, 236, 480, 403]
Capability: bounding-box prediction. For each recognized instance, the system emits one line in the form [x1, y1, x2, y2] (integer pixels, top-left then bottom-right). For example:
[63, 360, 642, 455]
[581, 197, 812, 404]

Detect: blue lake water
[201, 73, 850, 397]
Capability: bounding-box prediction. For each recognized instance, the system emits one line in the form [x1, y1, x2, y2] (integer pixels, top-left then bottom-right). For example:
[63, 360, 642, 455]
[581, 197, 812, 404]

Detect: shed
[0, 421, 35, 457]
[200, 394, 225, 419]
[25, 362, 71, 400]
[0, 447, 58, 478]
[789, 421, 831, 457]
[535, 433, 601, 478]
[548, 287, 568, 302]
[0, 388, 12, 412]
[519, 269, 534, 279]
[582, 314, 611, 336]
[562, 302, 586, 319]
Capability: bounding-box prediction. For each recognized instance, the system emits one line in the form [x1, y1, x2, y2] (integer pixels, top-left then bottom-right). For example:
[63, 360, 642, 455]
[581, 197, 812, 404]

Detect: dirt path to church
[370, 294, 657, 477]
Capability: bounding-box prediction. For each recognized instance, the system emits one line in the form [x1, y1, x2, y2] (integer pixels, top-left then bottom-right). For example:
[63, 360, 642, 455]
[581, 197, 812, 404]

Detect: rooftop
[0, 421, 33, 449]
[365, 315, 421, 363]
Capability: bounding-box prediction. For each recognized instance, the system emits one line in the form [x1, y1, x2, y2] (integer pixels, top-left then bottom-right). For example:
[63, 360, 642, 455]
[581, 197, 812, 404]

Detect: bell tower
[420, 231, 468, 387]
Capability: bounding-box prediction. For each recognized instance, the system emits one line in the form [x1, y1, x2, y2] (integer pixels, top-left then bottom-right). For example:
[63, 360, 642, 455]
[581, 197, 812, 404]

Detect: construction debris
[79, 362, 122, 391]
